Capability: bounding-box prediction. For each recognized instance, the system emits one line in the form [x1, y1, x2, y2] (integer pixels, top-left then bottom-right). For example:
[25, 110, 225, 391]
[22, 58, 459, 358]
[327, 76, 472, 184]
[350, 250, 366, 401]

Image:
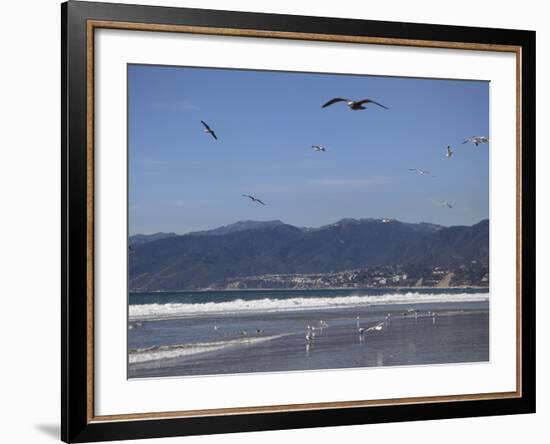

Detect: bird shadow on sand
[34, 424, 59, 440]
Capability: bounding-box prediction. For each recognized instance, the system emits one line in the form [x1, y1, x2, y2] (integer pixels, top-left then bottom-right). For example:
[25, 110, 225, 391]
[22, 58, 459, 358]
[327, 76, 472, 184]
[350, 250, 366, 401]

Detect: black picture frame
[62, 1, 536, 442]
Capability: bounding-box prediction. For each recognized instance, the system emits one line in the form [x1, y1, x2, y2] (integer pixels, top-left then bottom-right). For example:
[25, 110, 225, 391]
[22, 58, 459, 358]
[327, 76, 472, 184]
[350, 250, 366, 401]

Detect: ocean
[128, 287, 489, 378]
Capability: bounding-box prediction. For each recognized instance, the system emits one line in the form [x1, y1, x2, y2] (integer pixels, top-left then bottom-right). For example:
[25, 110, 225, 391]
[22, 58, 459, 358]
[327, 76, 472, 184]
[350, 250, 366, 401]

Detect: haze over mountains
[129, 218, 489, 291]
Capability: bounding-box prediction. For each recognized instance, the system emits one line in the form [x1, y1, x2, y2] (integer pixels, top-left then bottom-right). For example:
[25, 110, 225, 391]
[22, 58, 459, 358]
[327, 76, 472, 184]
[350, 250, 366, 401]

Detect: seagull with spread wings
[462, 136, 489, 146]
[365, 322, 385, 333]
[200, 120, 218, 140]
[321, 97, 389, 111]
[435, 200, 453, 209]
[242, 194, 266, 206]
[408, 168, 431, 176]
[311, 145, 326, 152]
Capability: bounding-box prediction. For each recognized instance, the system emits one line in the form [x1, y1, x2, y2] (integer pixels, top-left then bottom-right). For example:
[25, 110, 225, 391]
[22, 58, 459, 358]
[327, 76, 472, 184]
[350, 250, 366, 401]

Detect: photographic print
[127, 65, 490, 379]
[62, 4, 535, 440]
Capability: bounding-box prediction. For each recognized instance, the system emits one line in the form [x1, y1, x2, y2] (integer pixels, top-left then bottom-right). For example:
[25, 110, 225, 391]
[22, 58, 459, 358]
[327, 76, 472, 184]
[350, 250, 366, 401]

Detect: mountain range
[129, 218, 489, 291]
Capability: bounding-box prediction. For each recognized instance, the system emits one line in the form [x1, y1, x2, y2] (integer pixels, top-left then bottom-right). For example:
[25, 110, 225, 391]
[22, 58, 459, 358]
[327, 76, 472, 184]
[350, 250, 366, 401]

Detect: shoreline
[128, 302, 489, 378]
[129, 286, 489, 295]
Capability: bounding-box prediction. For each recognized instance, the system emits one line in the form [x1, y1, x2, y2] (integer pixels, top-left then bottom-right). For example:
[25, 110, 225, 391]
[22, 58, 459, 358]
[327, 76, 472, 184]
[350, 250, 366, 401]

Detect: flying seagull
[366, 322, 385, 333]
[462, 136, 489, 146]
[321, 97, 389, 111]
[381, 218, 393, 224]
[200, 120, 218, 140]
[408, 168, 431, 175]
[242, 194, 266, 206]
[446, 146, 454, 158]
[311, 145, 326, 152]
[435, 200, 453, 209]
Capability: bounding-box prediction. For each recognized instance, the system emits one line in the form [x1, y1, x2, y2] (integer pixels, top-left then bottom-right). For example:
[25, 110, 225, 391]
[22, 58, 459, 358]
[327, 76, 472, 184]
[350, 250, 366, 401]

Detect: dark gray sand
[128, 301, 489, 378]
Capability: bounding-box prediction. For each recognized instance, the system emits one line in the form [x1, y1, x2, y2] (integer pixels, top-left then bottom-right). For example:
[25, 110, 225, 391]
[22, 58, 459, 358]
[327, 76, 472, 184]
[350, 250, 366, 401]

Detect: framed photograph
[62, 1, 535, 442]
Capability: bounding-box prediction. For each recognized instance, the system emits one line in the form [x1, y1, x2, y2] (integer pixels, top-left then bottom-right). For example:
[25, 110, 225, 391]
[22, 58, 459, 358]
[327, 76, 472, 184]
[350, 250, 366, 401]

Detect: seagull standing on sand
[242, 194, 266, 205]
[306, 325, 315, 342]
[446, 146, 454, 158]
[462, 136, 489, 146]
[408, 168, 431, 176]
[356, 316, 366, 335]
[311, 145, 326, 152]
[200, 120, 218, 140]
[321, 97, 389, 111]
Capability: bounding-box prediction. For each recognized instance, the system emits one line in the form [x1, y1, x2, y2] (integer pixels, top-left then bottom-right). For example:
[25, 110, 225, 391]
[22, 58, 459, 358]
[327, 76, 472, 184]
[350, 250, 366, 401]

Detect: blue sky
[128, 64, 489, 235]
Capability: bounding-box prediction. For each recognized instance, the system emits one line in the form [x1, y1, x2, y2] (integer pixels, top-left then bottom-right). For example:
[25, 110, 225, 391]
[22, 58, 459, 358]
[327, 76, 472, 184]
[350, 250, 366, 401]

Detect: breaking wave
[129, 292, 489, 321]
[129, 334, 287, 364]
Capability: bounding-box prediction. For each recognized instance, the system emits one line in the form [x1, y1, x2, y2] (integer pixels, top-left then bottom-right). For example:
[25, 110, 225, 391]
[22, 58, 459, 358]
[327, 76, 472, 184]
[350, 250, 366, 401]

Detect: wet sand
[128, 301, 489, 378]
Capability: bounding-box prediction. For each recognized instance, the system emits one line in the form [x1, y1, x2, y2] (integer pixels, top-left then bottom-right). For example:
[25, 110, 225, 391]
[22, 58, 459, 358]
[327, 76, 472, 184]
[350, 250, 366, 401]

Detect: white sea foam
[129, 335, 286, 364]
[129, 292, 489, 321]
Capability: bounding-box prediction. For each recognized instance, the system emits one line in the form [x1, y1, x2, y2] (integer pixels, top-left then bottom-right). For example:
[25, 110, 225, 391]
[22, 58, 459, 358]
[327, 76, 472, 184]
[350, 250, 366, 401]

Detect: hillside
[129, 219, 488, 291]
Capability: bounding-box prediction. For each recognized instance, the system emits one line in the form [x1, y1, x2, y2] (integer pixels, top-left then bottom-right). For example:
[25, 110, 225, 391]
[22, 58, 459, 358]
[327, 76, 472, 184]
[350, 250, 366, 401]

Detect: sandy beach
[128, 297, 489, 378]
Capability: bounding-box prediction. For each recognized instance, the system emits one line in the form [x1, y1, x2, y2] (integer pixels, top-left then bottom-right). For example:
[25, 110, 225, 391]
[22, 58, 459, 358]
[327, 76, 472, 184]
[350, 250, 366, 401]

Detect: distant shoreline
[129, 286, 489, 295]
